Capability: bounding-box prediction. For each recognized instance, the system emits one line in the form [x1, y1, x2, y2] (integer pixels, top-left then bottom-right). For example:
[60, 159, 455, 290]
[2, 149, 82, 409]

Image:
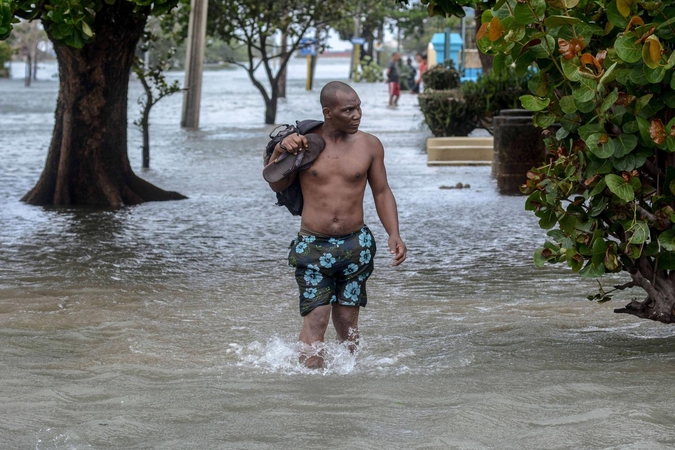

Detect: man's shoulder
[354, 131, 383, 152]
[354, 129, 377, 140]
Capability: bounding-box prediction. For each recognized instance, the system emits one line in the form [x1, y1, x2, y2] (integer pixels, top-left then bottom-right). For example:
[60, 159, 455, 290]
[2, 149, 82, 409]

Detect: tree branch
[630, 271, 661, 301]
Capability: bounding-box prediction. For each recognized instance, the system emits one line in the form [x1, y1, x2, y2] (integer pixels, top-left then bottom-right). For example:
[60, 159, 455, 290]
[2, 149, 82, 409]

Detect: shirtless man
[264, 81, 407, 368]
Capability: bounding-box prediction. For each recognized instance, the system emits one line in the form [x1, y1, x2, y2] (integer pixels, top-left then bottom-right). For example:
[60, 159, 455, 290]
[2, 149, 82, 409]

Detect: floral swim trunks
[288, 225, 376, 316]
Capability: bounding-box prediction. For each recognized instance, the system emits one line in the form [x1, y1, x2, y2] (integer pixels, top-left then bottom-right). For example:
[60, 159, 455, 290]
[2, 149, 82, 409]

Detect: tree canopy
[1, 0, 177, 44]
[207, 0, 348, 123]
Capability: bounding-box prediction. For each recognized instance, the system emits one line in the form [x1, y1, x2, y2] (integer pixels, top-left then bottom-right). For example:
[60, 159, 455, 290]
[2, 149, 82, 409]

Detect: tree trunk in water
[22, 3, 186, 207]
[615, 294, 675, 323]
[24, 54, 31, 87]
[141, 110, 151, 169]
[265, 93, 278, 124]
[32, 47, 38, 80]
[614, 260, 675, 323]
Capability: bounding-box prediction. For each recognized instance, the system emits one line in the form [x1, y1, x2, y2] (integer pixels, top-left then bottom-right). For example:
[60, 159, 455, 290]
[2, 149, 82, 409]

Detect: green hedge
[418, 89, 478, 137]
[418, 64, 532, 137]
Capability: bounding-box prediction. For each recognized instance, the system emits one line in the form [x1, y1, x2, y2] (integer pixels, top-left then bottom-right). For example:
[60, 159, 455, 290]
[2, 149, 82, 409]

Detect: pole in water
[353, 44, 361, 79]
[180, 0, 208, 129]
[306, 55, 312, 90]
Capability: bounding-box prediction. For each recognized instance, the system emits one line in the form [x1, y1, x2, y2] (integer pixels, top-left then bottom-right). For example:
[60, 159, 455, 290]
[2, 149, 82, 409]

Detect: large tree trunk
[22, 2, 186, 208]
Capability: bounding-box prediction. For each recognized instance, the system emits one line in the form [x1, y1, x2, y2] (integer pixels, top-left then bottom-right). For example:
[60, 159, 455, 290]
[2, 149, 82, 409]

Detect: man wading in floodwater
[263, 81, 407, 369]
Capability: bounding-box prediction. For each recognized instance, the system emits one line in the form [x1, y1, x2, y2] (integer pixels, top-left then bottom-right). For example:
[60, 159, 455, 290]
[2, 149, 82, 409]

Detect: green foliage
[0, 41, 11, 77]
[464, 66, 532, 128]
[418, 63, 529, 136]
[419, 60, 471, 136]
[467, 0, 675, 305]
[418, 88, 479, 136]
[422, 59, 461, 90]
[420, 0, 470, 18]
[399, 60, 413, 90]
[1, 0, 178, 46]
[353, 55, 384, 82]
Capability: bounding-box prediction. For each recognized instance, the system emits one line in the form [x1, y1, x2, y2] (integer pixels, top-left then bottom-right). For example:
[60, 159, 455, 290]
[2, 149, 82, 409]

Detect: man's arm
[264, 133, 309, 192]
[367, 137, 407, 266]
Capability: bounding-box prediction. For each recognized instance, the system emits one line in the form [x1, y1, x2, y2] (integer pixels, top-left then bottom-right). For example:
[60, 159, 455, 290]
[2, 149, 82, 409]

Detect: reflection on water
[2, 58, 675, 449]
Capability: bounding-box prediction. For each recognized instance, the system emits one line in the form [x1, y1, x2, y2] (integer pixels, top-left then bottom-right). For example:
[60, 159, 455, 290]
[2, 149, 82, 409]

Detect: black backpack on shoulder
[264, 119, 323, 216]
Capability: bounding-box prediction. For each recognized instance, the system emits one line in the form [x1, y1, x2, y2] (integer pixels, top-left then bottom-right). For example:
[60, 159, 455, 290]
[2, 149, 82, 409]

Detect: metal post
[349, 0, 362, 79]
[306, 55, 312, 91]
[180, 0, 208, 129]
[444, 27, 450, 64]
[461, 17, 466, 74]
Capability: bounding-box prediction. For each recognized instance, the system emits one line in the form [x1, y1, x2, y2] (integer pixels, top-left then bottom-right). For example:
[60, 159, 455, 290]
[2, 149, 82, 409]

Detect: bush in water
[423, 0, 675, 323]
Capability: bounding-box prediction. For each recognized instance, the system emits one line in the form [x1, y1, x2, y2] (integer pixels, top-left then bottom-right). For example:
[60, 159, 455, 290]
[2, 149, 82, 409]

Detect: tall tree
[1, 0, 186, 207]
[207, 0, 346, 124]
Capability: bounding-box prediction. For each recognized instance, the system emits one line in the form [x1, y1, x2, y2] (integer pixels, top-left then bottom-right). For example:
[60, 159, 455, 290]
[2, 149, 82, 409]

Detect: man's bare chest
[303, 148, 371, 184]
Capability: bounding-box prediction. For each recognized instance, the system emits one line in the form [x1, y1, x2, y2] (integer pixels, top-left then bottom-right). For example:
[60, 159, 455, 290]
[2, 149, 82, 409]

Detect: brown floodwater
[1, 58, 675, 449]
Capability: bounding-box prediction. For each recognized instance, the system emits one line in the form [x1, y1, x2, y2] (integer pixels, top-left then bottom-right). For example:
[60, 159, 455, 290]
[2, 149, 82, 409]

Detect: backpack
[264, 119, 323, 216]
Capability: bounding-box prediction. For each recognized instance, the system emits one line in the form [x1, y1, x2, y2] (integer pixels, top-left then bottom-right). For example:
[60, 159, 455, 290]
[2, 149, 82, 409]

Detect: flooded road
[1, 58, 675, 449]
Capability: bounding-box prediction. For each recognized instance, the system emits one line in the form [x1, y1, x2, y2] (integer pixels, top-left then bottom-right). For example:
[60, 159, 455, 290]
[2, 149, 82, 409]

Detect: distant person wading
[386, 52, 401, 106]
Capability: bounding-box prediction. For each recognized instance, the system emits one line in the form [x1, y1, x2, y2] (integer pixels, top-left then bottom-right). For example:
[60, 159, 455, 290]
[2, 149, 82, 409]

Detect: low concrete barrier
[426, 137, 493, 166]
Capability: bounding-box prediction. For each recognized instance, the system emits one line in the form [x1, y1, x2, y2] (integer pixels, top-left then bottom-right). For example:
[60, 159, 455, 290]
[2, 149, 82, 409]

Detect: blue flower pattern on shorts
[304, 264, 322, 286]
[319, 252, 336, 268]
[359, 231, 372, 248]
[358, 271, 370, 282]
[344, 263, 359, 276]
[343, 281, 361, 303]
[290, 226, 376, 316]
[359, 249, 372, 265]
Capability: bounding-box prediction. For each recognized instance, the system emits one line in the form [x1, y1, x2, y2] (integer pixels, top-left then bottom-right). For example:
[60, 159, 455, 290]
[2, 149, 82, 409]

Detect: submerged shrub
[353, 56, 384, 83]
[422, 60, 461, 91]
[418, 89, 479, 137]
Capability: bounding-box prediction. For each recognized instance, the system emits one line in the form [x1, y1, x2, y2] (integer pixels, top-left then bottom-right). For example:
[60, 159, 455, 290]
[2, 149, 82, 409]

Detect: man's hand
[279, 133, 308, 156]
[388, 235, 407, 266]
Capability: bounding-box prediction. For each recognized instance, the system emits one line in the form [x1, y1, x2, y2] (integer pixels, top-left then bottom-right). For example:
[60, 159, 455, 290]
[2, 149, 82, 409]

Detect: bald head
[320, 81, 357, 109]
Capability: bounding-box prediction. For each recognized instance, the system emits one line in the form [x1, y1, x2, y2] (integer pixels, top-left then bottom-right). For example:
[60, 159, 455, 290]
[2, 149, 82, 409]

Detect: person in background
[412, 52, 427, 94]
[406, 57, 416, 92]
[385, 52, 401, 106]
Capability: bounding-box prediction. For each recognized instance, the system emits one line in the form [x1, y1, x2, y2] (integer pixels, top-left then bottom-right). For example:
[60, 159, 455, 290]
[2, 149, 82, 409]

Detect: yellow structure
[427, 137, 493, 166]
[427, 42, 437, 69]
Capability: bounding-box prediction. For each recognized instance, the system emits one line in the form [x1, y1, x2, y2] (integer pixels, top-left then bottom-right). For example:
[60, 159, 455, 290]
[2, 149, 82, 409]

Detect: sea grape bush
[422, 0, 675, 322]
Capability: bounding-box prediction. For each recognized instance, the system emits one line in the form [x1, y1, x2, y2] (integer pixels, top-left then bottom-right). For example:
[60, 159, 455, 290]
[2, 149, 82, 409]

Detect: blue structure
[430, 32, 482, 82]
